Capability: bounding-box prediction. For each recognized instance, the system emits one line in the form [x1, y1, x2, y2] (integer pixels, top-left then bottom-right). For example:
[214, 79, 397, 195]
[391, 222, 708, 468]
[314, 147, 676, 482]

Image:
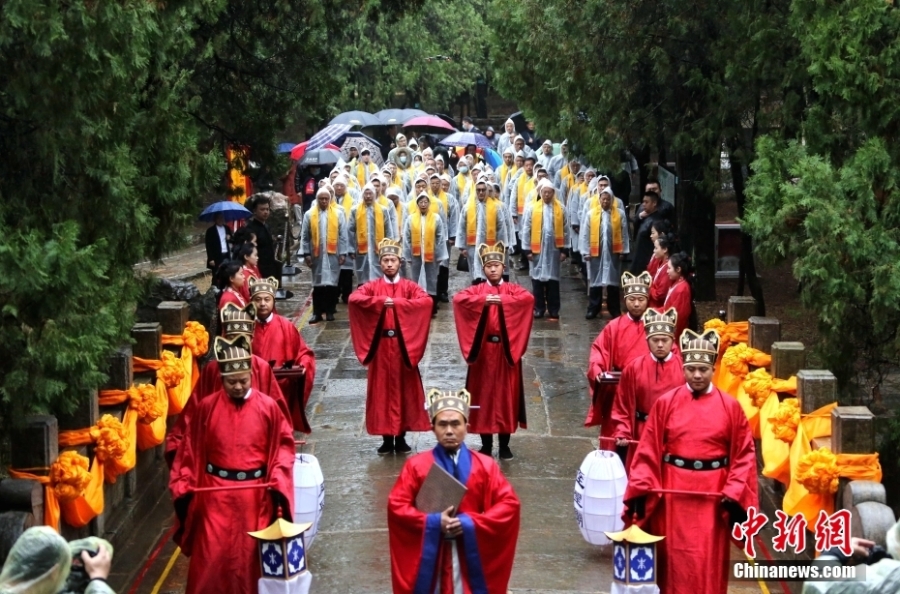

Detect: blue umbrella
[199, 201, 252, 222]
[439, 131, 494, 150]
[277, 142, 296, 153]
[307, 123, 353, 151]
[483, 148, 502, 168]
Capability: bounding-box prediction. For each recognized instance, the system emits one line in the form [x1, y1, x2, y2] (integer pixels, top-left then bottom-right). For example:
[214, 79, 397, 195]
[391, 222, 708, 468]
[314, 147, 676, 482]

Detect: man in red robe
[388, 388, 520, 594]
[585, 271, 652, 449]
[349, 238, 433, 454]
[610, 307, 684, 471]
[165, 302, 288, 466]
[623, 329, 758, 594]
[453, 242, 534, 460]
[169, 335, 295, 594]
[250, 276, 317, 433]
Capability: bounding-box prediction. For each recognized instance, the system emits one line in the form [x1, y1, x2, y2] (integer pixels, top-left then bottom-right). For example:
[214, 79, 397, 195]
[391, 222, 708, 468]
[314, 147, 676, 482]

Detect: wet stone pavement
[125, 250, 768, 594]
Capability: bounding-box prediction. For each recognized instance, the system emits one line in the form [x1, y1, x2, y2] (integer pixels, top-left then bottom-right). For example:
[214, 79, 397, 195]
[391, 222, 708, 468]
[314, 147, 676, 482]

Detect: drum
[293, 453, 325, 547]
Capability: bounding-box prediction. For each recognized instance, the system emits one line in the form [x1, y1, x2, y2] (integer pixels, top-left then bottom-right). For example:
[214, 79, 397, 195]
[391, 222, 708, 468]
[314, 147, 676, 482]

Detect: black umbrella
[374, 108, 429, 126]
[328, 110, 381, 127]
[298, 148, 342, 167]
[434, 113, 459, 130]
[508, 111, 528, 134]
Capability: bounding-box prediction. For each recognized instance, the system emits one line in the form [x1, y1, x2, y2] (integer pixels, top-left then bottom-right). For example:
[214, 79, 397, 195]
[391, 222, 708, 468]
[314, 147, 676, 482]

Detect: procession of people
[182, 123, 761, 594]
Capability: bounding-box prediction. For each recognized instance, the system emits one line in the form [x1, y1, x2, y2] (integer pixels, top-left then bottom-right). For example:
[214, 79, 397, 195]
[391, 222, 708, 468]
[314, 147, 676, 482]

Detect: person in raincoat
[456, 177, 514, 284]
[402, 192, 448, 317]
[580, 186, 630, 319]
[0, 527, 115, 594]
[521, 179, 569, 320]
[334, 174, 358, 302]
[349, 183, 395, 285]
[299, 185, 350, 323]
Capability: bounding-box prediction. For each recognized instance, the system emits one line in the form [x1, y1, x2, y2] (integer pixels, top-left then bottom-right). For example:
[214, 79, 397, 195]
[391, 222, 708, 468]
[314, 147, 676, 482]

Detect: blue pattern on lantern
[613, 544, 626, 581]
[287, 536, 306, 576]
[261, 542, 285, 577]
[629, 545, 655, 583]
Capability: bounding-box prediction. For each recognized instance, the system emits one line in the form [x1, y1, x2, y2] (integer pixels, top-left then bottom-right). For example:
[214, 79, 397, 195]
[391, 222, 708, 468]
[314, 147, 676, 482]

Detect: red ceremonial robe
[648, 259, 672, 308]
[169, 388, 295, 594]
[664, 278, 692, 338]
[349, 277, 433, 435]
[623, 385, 758, 594]
[610, 352, 684, 470]
[165, 354, 288, 466]
[252, 313, 317, 433]
[218, 288, 247, 313]
[452, 281, 534, 433]
[584, 314, 648, 441]
[388, 445, 520, 594]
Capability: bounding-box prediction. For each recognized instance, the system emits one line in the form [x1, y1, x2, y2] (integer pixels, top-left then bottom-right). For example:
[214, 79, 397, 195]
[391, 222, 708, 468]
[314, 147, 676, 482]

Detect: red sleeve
[498, 285, 535, 362]
[392, 281, 434, 367]
[266, 398, 298, 517]
[649, 273, 672, 308]
[387, 458, 431, 594]
[289, 327, 317, 408]
[465, 459, 521, 592]
[587, 321, 614, 383]
[165, 363, 218, 467]
[722, 395, 759, 511]
[348, 284, 388, 365]
[622, 395, 667, 526]
[664, 282, 692, 337]
[452, 286, 487, 362]
[610, 360, 638, 440]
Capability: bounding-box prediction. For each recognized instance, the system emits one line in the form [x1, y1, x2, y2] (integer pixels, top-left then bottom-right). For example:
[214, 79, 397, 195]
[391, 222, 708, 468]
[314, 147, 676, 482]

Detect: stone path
[119, 246, 776, 594]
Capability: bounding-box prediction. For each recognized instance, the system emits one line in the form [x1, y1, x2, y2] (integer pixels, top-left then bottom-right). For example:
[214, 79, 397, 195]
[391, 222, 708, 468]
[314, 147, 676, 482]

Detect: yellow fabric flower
[770, 398, 800, 443]
[90, 414, 130, 464]
[182, 321, 209, 358]
[796, 448, 840, 495]
[744, 368, 775, 408]
[129, 383, 166, 423]
[704, 318, 726, 332]
[723, 343, 753, 376]
[50, 451, 92, 502]
[157, 350, 186, 388]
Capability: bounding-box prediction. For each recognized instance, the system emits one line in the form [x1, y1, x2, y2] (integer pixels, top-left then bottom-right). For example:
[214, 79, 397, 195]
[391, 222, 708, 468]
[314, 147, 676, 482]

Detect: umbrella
[199, 201, 251, 222]
[290, 141, 340, 161]
[298, 148, 342, 167]
[439, 131, 494, 150]
[277, 142, 296, 154]
[403, 115, 457, 133]
[335, 130, 381, 148]
[328, 111, 381, 127]
[307, 123, 353, 151]
[433, 113, 459, 130]
[483, 148, 502, 169]
[339, 136, 384, 167]
[374, 108, 429, 126]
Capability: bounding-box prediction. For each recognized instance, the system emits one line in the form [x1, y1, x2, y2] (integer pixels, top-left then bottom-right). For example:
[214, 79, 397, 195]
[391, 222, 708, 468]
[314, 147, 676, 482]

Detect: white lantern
[293, 453, 325, 548]
[574, 450, 627, 545]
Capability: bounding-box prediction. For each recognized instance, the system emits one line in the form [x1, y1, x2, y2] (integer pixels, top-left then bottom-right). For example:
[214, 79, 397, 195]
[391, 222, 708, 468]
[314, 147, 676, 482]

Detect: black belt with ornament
[206, 463, 266, 481]
[382, 329, 398, 338]
[663, 453, 728, 471]
[635, 410, 648, 421]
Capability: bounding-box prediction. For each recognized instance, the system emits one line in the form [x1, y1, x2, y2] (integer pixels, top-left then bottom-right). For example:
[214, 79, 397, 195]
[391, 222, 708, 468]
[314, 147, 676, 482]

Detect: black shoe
[326, 313, 335, 321]
[533, 311, 544, 319]
[439, 293, 450, 303]
[586, 310, 598, 320]
[478, 446, 492, 455]
[377, 438, 394, 455]
[499, 446, 514, 460]
[394, 436, 412, 453]
[309, 315, 323, 325]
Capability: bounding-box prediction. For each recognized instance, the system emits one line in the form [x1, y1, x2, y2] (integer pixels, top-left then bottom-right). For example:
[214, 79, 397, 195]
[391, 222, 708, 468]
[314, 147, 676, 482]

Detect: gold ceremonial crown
[378, 238, 402, 259]
[426, 388, 471, 421]
[643, 307, 678, 339]
[248, 276, 279, 298]
[477, 242, 507, 266]
[220, 302, 257, 338]
[621, 271, 652, 296]
[214, 334, 252, 376]
[679, 329, 720, 366]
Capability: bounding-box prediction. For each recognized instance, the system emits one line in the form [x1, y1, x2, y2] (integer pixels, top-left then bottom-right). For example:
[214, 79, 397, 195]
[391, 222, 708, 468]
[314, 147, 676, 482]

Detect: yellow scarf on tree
[410, 210, 437, 262]
[589, 203, 624, 257]
[466, 197, 498, 245]
[356, 204, 385, 255]
[516, 174, 535, 215]
[530, 198, 565, 253]
[310, 204, 339, 257]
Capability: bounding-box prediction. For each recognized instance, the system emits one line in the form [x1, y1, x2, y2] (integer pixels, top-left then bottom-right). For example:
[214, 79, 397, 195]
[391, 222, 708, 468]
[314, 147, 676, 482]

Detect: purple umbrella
[438, 131, 494, 150]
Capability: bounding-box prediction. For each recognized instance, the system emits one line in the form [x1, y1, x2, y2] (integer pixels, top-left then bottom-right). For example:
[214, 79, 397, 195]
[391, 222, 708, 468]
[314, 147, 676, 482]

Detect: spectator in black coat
[204, 213, 233, 272]
[243, 195, 280, 282]
[630, 190, 664, 274]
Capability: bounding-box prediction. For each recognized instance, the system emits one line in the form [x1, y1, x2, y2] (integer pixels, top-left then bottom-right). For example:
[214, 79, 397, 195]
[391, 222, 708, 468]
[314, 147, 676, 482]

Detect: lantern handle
[295, 439, 307, 455]
[598, 436, 639, 450]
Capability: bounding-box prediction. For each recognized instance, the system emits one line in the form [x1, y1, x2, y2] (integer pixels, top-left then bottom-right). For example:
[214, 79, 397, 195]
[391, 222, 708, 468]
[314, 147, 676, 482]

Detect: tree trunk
[675, 150, 716, 301]
[727, 140, 766, 315]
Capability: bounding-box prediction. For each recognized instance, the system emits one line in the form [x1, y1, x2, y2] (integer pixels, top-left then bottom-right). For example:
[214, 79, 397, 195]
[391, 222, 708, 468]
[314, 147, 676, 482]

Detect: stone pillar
[101, 345, 133, 391]
[727, 297, 757, 323]
[11, 416, 58, 471]
[748, 317, 781, 354]
[797, 370, 837, 414]
[156, 301, 189, 335]
[131, 323, 162, 360]
[831, 406, 875, 454]
[771, 342, 807, 381]
[57, 389, 99, 433]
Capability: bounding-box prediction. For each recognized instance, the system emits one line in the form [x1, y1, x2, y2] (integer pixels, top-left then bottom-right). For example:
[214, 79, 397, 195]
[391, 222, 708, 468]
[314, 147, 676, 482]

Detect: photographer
[802, 522, 900, 593]
[0, 526, 115, 594]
